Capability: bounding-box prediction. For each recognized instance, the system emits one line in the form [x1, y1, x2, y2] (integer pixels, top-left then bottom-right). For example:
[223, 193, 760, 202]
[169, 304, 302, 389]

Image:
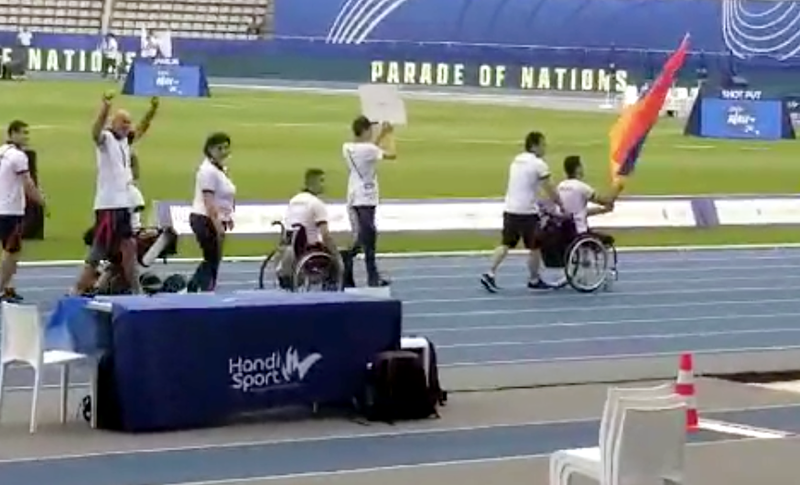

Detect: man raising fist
[73, 92, 159, 295]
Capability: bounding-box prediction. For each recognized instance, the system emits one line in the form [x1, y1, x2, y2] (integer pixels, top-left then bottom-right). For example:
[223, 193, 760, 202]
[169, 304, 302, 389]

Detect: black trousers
[188, 214, 223, 292]
[343, 205, 380, 286]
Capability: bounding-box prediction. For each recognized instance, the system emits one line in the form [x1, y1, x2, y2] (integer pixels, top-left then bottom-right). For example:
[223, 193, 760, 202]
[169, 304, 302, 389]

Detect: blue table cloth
[95, 292, 401, 432]
[45, 296, 99, 354]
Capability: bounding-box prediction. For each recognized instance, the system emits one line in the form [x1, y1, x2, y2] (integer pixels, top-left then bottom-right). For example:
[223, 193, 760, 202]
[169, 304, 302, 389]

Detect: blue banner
[700, 98, 784, 140]
[2, 31, 800, 96]
[122, 60, 210, 97]
[276, 0, 800, 61]
[685, 87, 796, 140]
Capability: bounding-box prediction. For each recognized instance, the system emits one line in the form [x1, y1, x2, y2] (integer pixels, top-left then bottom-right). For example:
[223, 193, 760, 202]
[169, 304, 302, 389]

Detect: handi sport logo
[229, 347, 323, 392]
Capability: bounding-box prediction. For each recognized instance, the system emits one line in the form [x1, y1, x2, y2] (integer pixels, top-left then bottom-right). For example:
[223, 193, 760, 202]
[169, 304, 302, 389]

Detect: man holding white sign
[341, 115, 396, 288]
[357, 84, 407, 126]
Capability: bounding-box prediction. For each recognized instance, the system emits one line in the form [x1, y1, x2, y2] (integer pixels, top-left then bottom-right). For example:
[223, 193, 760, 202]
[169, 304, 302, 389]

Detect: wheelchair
[258, 221, 343, 292]
[82, 225, 185, 295]
[537, 214, 618, 293]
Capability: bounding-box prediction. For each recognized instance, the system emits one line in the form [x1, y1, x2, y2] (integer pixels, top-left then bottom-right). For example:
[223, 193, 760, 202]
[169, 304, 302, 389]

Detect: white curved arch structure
[722, 0, 800, 60]
[325, 0, 415, 44]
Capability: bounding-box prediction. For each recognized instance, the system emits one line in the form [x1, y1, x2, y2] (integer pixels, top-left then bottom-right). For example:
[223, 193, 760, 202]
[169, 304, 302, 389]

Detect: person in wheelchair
[556, 156, 617, 242]
[275, 168, 344, 291]
[81, 186, 180, 295]
[533, 155, 620, 292]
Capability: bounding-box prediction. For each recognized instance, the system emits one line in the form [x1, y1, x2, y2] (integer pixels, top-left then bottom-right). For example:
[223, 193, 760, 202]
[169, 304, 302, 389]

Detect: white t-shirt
[103, 37, 119, 59]
[17, 30, 32, 47]
[557, 179, 595, 233]
[342, 141, 383, 207]
[503, 152, 551, 215]
[285, 191, 328, 245]
[190, 159, 236, 221]
[141, 36, 158, 58]
[94, 130, 134, 210]
[0, 144, 29, 215]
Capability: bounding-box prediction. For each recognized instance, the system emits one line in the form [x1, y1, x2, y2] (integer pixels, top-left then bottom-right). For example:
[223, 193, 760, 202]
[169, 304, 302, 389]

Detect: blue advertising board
[685, 88, 796, 141]
[275, 0, 800, 60]
[122, 60, 210, 98]
[3, 0, 800, 96]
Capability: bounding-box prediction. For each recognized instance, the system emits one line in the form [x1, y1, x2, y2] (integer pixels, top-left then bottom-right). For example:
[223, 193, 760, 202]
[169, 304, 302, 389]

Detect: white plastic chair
[549, 384, 675, 485]
[0, 302, 89, 433]
[610, 397, 687, 485]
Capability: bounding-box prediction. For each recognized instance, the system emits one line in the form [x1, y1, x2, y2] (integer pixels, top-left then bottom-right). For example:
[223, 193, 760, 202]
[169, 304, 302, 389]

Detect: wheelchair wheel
[564, 236, 609, 293]
[607, 244, 619, 289]
[293, 252, 343, 292]
[258, 249, 279, 290]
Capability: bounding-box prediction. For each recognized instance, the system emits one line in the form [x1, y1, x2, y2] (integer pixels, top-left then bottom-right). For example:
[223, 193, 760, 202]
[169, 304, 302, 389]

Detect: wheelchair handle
[271, 220, 286, 237]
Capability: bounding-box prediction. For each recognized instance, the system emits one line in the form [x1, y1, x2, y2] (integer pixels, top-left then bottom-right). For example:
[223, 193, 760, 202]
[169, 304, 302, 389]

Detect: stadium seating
[0, 0, 104, 34]
[109, 0, 274, 40]
[0, 0, 274, 39]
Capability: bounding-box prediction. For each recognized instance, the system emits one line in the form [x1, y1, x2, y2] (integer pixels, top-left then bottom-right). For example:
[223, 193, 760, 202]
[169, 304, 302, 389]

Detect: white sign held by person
[358, 84, 407, 126]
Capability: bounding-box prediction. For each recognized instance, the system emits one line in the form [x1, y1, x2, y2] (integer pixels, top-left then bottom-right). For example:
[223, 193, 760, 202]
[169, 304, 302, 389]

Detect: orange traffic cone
[675, 353, 699, 432]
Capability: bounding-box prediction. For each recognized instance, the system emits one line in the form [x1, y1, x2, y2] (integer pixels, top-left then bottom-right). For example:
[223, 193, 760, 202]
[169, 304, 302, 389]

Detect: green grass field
[2, 80, 799, 260]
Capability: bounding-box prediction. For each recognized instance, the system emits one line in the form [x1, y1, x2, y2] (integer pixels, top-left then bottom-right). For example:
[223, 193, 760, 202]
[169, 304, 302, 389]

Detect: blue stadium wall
[2, 0, 800, 94]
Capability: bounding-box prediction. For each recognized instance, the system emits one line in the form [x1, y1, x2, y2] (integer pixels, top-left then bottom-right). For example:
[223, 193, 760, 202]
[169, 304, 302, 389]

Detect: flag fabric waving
[609, 35, 690, 187]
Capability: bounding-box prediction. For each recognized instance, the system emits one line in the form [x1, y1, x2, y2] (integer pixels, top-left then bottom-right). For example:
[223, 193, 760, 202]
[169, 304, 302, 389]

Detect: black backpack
[361, 350, 439, 423]
[425, 338, 447, 407]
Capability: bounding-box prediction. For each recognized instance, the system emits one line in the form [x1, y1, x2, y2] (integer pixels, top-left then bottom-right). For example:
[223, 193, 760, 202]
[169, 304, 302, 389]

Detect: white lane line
[15, 261, 800, 285]
[407, 312, 800, 333]
[405, 297, 800, 318]
[0, 418, 596, 464]
[142, 435, 781, 485]
[402, 284, 800, 305]
[749, 381, 800, 394]
[443, 345, 800, 367]
[393, 273, 800, 295]
[17, 244, 800, 269]
[436, 328, 800, 349]
[16, 276, 800, 299]
[698, 419, 790, 439]
[0, 401, 794, 465]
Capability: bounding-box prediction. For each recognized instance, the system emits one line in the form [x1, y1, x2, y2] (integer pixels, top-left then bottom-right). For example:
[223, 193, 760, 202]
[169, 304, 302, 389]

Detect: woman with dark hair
[187, 132, 235, 292]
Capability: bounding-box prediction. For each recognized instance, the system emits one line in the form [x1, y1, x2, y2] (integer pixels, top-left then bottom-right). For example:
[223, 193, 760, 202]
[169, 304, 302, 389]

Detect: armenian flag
[609, 35, 690, 188]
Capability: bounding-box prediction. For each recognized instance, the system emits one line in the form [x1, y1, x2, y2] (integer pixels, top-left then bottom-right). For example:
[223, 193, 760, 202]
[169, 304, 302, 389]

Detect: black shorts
[87, 208, 133, 264]
[501, 212, 541, 249]
[0, 215, 24, 254]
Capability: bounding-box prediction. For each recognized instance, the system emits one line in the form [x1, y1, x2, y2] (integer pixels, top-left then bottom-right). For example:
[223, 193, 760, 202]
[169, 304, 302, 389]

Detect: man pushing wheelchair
[80, 185, 182, 296]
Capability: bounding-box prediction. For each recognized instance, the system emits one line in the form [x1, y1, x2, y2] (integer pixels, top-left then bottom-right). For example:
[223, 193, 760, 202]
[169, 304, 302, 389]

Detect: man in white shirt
[557, 155, 616, 239]
[283, 169, 343, 288]
[16, 27, 32, 47]
[140, 28, 159, 59]
[11, 27, 32, 79]
[0, 121, 45, 302]
[481, 131, 564, 293]
[73, 92, 160, 295]
[341, 115, 396, 288]
[101, 33, 120, 80]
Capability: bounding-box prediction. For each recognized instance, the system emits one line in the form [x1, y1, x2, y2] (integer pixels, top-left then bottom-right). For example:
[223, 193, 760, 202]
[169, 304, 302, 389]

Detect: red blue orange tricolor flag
[609, 34, 690, 190]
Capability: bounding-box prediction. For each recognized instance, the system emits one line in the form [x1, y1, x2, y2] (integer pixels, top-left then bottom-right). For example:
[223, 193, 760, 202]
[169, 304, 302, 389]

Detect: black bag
[362, 350, 438, 423]
[426, 339, 448, 407]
